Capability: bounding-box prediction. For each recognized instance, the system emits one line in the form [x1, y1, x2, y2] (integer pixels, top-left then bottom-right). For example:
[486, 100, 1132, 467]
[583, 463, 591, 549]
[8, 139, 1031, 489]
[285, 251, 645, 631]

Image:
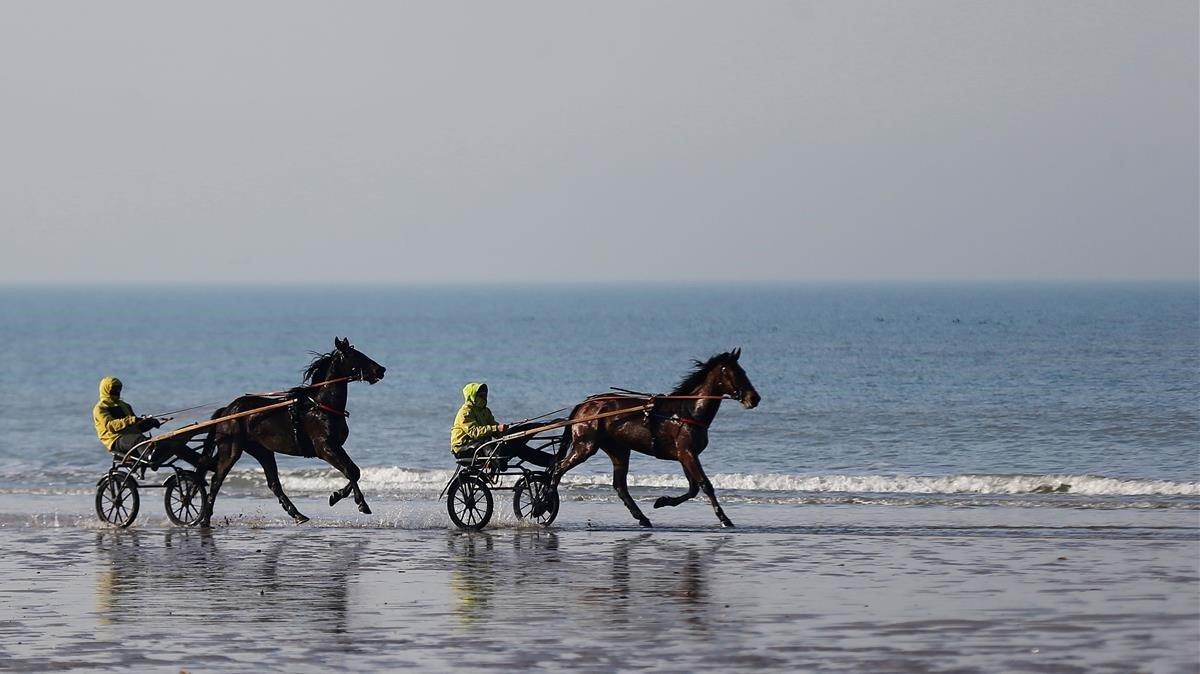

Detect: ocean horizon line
[0, 278, 1195, 290]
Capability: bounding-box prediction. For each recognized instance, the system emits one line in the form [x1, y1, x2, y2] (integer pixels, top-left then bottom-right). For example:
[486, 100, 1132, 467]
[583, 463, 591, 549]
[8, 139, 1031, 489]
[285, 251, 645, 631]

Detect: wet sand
[0, 497, 1197, 673]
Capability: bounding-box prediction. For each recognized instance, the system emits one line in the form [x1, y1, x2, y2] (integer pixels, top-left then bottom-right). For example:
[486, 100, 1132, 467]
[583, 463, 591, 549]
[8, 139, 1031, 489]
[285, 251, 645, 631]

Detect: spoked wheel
[513, 475, 559, 526]
[447, 475, 493, 530]
[96, 472, 140, 528]
[164, 471, 208, 527]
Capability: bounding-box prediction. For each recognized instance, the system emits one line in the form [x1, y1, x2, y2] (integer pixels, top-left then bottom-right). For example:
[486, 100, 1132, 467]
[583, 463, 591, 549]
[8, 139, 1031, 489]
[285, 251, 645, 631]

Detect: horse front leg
[320, 445, 371, 515]
[653, 473, 699, 510]
[678, 450, 733, 527]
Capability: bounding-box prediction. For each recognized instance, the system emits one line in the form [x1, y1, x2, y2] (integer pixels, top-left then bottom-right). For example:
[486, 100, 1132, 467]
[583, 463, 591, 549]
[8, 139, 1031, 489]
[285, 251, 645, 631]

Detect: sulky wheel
[164, 471, 208, 527]
[447, 475, 493, 530]
[96, 472, 140, 528]
[513, 475, 559, 526]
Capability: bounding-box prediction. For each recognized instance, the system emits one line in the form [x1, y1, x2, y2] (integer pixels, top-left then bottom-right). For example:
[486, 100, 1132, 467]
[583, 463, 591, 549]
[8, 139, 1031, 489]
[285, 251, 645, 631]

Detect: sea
[0, 281, 1196, 516]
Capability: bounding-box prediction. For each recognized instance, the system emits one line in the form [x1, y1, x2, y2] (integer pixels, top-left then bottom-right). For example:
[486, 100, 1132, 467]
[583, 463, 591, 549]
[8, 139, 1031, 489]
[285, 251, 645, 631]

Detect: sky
[0, 1, 1195, 283]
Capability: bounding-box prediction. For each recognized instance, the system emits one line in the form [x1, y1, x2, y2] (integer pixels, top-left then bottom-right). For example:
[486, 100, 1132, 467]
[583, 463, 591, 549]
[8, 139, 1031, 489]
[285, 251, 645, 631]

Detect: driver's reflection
[94, 528, 218, 625]
[447, 531, 496, 627]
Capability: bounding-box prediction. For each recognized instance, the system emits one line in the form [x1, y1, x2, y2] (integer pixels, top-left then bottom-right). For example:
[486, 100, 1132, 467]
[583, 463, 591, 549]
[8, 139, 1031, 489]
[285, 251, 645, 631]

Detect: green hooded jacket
[93, 377, 138, 451]
[450, 382, 501, 454]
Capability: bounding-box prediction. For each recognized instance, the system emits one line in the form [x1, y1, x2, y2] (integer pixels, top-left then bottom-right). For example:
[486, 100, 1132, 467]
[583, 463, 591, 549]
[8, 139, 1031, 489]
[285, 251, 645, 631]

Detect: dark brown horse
[547, 349, 760, 527]
[199, 338, 386, 526]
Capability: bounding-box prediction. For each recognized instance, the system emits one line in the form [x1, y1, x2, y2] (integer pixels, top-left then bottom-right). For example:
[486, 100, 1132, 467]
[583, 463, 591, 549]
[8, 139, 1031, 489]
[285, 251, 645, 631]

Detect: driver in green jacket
[93, 376, 203, 469]
[450, 383, 554, 468]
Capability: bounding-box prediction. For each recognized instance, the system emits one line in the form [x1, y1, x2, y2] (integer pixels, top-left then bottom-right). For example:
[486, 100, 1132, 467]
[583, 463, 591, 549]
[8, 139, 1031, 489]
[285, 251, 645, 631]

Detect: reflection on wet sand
[446, 531, 494, 627]
[94, 528, 221, 627]
[445, 529, 732, 636]
[1, 526, 1189, 673]
[93, 529, 364, 638]
[446, 529, 563, 629]
[586, 533, 732, 632]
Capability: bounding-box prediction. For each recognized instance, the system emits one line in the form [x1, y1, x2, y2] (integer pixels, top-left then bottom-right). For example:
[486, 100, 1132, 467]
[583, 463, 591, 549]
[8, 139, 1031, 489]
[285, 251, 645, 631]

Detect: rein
[605, 387, 729, 402]
[146, 400, 225, 419]
[248, 376, 353, 398]
[599, 389, 730, 433]
[590, 394, 730, 403]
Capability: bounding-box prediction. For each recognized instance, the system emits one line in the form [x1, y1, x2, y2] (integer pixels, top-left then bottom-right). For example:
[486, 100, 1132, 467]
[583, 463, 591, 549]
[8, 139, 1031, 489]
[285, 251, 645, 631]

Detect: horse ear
[731, 347, 741, 360]
[335, 337, 348, 350]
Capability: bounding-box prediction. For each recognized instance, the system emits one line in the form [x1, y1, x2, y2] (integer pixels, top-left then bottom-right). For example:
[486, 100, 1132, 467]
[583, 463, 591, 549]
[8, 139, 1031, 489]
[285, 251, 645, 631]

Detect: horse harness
[288, 394, 349, 454]
[646, 404, 710, 455]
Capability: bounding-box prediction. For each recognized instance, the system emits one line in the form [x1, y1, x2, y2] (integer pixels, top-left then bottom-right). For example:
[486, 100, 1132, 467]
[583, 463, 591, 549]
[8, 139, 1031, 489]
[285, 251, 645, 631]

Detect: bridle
[332, 346, 372, 383]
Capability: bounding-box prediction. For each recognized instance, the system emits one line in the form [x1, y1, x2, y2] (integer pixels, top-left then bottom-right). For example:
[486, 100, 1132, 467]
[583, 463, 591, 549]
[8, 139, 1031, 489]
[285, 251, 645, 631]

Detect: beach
[0, 494, 1197, 673]
[1, 283, 1196, 672]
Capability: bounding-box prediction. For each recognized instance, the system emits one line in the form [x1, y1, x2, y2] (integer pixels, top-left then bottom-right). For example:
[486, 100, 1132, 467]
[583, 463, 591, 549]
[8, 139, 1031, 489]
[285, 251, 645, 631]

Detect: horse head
[332, 337, 386, 385]
[713, 348, 760, 409]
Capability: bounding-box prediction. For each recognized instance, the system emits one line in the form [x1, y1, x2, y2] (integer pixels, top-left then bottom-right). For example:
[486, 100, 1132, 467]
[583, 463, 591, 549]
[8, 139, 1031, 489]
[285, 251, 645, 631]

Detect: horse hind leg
[202, 437, 242, 528]
[247, 446, 309, 524]
[535, 432, 600, 518]
[606, 446, 652, 528]
[548, 430, 600, 492]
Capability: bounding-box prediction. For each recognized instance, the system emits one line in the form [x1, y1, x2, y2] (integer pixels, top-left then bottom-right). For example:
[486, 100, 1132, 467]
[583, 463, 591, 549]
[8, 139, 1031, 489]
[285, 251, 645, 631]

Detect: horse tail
[554, 403, 583, 466]
[556, 425, 572, 465]
[201, 405, 228, 469]
[556, 395, 595, 465]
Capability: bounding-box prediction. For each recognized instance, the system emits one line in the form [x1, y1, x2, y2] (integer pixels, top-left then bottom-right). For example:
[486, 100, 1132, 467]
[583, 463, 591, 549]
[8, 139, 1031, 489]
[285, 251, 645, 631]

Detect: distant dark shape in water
[547, 349, 761, 528]
[1032, 483, 1072, 494]
[199, 337, 386, 526]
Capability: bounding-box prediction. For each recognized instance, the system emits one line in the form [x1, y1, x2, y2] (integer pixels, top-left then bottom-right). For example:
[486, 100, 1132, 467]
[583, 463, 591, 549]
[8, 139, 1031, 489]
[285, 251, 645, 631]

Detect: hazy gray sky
[0, 1, 1195, 283]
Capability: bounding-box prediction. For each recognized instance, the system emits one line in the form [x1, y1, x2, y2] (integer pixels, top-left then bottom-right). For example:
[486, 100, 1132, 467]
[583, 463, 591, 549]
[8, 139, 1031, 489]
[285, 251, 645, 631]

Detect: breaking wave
[249, 466, 1200, 498]
[3, 467, 1195, 507]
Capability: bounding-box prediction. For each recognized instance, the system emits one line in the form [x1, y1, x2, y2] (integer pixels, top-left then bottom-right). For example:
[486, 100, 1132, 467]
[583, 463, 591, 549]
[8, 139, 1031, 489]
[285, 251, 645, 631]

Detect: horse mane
[302, 350, 336, 384]
[671, 352, 736, 395]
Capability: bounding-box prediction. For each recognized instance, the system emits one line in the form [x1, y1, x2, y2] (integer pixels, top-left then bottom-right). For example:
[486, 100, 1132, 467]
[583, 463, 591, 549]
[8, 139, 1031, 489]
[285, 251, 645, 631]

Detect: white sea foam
[257, 466, 1200, 497]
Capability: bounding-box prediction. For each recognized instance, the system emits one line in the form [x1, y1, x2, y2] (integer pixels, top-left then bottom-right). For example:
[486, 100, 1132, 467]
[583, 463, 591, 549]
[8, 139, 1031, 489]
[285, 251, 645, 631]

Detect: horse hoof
[358, 503, 372, 515]
[329, 492, 342, 507]
[720, 520, 735, 528]
[653, 497, 670, 509]
[639, 519, 653, 528]
[294, 514, 310, 524]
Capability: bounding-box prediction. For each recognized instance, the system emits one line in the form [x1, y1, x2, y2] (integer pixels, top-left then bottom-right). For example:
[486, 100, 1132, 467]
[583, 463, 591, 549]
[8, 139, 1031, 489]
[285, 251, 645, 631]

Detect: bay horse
[547, 349, 760, 527]
[199, 337, 386, 526]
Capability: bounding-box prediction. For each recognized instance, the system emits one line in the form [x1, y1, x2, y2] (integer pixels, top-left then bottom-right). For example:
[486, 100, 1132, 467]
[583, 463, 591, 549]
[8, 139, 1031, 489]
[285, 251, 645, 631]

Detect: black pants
[110, 434, 204, 470]
[496, 441, 556, 468]
[459, 439, 556, 468]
